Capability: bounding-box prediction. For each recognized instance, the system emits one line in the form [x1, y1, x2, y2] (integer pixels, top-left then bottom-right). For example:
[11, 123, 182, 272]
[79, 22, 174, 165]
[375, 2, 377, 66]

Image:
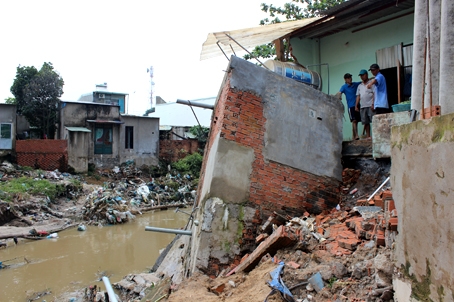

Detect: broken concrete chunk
[331, 262, 347, 278]
[374, 253, 393, 275]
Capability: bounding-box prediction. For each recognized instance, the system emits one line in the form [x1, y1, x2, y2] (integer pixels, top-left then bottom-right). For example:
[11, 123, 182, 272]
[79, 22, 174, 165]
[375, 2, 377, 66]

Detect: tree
[10, 65, 38, 112]
[10, 62, 64, 138]
[4, 97, 16, 104]
[244, 0, 347, 61]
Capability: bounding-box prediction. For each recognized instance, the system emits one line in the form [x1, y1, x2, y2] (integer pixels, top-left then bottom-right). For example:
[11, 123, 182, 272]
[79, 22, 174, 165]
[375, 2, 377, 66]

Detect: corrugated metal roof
[291, 0, 414, 39]
[200, 17, 321, 61]
[65, 127, 91, 132]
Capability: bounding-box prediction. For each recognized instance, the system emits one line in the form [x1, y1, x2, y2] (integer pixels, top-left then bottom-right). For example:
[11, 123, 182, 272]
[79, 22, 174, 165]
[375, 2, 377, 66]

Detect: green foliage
[4, 97, 16, 104]
[189, 125, 210, 143]
[172, 153, 203, 177]
[245, 0, 347, 62]
[18, 166, 34, 172]
[10, 65, 38, 114]
[0, 176, 63, 201]
[328, 277, 338, 288]
[10, 62, 64, 138]
[149, 160, 171, 177]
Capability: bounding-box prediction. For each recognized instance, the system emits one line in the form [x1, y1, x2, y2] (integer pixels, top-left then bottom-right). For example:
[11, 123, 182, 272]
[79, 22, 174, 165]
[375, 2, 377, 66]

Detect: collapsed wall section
[199, 56, 343, 214]
[189, 56, 344, 275]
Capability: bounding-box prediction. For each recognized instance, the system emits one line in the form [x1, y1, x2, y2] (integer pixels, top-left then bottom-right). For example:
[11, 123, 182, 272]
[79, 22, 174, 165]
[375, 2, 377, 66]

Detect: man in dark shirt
[338, 73, 361, 140]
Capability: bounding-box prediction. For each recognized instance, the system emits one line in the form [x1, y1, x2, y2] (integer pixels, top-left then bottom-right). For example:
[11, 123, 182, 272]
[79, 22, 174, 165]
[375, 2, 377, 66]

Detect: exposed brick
[159, 139, 199, 162]
[338, 238, 359, 250]
[286, 261, 301, 269]
[16, 140, 68, 171]
[382, 190, 393, 200]
[385, 199, 396, 212]
[374, 195, 384, 209]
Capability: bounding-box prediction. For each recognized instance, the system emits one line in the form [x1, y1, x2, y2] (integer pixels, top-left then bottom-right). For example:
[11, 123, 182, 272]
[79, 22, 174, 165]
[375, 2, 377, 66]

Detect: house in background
[152, 97, 215, 140]
[78, 83, 128, 114]
[58, 100, 159, 172]
[0, 104, 16, 156]
[149, 97, 215, 162]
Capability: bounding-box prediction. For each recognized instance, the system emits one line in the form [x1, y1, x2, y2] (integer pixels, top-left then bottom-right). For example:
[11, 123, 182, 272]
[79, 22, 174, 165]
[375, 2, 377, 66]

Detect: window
[94, 125, 113, 154]
[0, 124, 12, 139]
[0, 123, 12, 149]
[125, 126, 134, 149]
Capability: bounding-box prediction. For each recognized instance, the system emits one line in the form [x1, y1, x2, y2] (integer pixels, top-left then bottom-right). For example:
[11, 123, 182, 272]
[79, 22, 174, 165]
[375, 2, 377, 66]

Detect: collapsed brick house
[186, 56, 344, 275]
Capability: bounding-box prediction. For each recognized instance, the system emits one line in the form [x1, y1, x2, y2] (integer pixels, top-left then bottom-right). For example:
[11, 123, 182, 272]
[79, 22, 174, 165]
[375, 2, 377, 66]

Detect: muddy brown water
[0, 209, 189, 301]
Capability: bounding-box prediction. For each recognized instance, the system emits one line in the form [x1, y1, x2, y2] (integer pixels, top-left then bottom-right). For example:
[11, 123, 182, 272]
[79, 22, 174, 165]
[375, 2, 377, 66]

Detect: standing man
[356, 69, 374, 139]
[367, 64, 389, 114]
[339, 73, 361, 140]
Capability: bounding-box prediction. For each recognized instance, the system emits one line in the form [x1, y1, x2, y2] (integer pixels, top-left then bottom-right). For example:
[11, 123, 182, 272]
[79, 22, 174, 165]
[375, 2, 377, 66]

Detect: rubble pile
[82, 166, 197, 225]
[110, 189, 398, 302]
[0, 160, 197, 235]
[203, 189, 398, 302]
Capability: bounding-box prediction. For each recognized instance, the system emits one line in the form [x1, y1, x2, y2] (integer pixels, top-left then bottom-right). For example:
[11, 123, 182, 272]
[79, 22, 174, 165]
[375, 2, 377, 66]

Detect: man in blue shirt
[367, 64, 389, 114]
[339, 73, 361, 140]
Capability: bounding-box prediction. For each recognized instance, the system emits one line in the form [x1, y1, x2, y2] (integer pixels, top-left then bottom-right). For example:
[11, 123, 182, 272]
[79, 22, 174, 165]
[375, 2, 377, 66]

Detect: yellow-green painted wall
[291, 12, 414, 140]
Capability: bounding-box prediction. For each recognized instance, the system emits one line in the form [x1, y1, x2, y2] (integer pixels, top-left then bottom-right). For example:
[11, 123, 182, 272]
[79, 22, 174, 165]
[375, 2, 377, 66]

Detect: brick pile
[226, 189, 398, 275]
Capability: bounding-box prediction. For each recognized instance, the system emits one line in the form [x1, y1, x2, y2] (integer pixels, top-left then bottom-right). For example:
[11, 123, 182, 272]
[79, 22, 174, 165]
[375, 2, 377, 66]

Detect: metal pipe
[102, 276, 118, 302]
[175, 207, 192, 216]
[367, 177, 390, 201]
[145, 226, 192, 236]
[176, 99, 214, 110]
[224, 33, 270, 70]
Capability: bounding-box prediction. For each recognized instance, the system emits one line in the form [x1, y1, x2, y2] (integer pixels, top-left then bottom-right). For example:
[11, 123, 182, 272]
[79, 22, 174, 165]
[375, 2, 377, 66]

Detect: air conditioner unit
[99, 93, 105, 99]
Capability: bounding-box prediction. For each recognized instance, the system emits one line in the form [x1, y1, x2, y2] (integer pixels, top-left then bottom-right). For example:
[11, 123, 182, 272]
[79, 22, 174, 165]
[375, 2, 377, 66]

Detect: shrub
[172, 153, 203, 177]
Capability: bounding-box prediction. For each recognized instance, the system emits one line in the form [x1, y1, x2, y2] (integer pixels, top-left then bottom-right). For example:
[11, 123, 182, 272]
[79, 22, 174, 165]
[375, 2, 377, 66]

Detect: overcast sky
[0, 0, 288, 115]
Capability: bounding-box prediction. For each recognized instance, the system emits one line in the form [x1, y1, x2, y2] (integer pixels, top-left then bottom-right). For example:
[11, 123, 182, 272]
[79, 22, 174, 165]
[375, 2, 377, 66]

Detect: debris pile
[81, 169, 197, 225]
[207, 190, 397, 301]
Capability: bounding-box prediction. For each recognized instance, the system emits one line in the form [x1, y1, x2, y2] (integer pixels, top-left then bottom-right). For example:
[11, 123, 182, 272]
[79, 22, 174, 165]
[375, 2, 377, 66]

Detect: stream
[0, 209, 189, 301]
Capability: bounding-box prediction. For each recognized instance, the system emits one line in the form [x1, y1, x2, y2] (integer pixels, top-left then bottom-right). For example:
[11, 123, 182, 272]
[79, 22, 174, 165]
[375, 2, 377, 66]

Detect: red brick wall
[16, 140, 68, 171]
[199, 80, 340, 217]
[159, 139, 200, 162]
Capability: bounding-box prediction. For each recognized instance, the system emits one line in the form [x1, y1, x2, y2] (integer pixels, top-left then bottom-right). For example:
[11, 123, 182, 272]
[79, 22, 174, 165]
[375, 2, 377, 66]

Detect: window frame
[125, 126, 134, 149]
[94, 124, 113, 154]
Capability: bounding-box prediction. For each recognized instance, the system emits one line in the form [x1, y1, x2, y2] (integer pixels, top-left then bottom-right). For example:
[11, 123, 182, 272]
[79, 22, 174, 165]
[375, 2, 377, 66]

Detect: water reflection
[0, 209, 189, 301]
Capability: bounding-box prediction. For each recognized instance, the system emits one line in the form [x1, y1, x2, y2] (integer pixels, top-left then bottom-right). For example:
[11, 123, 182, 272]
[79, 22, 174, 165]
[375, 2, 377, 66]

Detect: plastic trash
[137, 185, 150, 202]
[308, 272, 324, 292]
[268, 261, 294, 300]
[336, 204, 341, 211]
[77, 224, 87, 231]
[349, 188, 358, 195]
[46, 233, 58, 239]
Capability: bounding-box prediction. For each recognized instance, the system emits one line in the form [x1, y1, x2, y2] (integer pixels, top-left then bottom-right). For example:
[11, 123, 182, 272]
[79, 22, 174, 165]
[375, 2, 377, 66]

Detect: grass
[0, 176, 63, 202]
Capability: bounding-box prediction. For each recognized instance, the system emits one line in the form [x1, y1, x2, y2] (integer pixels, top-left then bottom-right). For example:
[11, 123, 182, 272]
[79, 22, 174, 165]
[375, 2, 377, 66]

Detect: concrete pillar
[410, 0, 427, 114]
[428, 0, 441, 107]
[439, 0, 454, 114]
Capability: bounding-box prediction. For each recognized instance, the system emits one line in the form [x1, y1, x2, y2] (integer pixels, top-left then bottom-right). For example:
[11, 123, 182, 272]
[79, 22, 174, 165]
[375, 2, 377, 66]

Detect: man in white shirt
[355, 69, 374, 139]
